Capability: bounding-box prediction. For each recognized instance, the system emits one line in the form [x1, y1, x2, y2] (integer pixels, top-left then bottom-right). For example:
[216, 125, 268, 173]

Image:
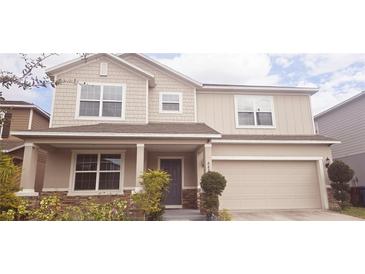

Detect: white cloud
[0, 53, 76, 110]
[275, 56, 293, 68]
[156, 53, 280, 85]
[301, 54, 365, 75]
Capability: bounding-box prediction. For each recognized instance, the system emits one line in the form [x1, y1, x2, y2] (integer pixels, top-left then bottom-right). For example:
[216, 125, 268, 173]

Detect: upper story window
[159, 92, 182, 113]
[76, 83, 126, 120]
[235, 95, 275, 128]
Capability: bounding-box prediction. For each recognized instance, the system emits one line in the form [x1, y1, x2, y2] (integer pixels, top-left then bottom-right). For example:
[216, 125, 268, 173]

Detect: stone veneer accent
[182, 189, 198, 209]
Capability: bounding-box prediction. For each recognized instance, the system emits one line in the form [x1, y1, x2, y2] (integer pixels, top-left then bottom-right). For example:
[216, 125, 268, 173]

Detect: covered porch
[16, 137, 213, 209]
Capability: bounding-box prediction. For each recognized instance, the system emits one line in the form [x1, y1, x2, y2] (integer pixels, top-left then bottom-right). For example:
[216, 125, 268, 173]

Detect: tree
[200, 171, 227, 220]
[0, 53, 57, 91]
[328, 160, 354, 209]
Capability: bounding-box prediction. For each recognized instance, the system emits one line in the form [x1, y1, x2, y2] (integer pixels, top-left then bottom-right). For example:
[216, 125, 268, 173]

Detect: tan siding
[147, 151, 197, 188]
[52, 56, 147, 128]
[122, 55, 196, 123]
[31, 111, 49, 130]
[315, 95, 365, 158]
[212, 144, 332, 158]
[197, 92, 315, 135]
[8, 108, 30, 131]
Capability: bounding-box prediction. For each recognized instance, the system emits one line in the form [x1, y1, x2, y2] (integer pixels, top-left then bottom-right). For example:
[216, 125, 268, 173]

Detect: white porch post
[18, 143, 39, 196]
[204, 143, 212, 172]
[317, 159, 329, 210]
[135, 144, 145, 192]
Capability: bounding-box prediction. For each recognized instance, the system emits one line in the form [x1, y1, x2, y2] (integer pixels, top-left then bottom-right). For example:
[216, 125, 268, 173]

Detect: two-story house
[0, 100, 49, 192]
[12, 53, 339, 210]
[314, 91, 365, 186]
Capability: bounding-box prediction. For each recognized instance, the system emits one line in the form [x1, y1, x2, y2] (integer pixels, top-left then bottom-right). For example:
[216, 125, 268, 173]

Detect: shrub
[132, 169, 170, 221]
[218, 209, 232, 221]
[29, 196, 130, 221]
[200, 171, 227, 220]
[0, 153, 22, 212]
[30, 195, 62, 221]
[328, 160, 354, 209]
[200, 171, 227, 195]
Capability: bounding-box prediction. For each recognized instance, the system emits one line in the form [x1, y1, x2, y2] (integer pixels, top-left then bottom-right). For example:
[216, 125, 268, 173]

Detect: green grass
[341, 207, 365, 219]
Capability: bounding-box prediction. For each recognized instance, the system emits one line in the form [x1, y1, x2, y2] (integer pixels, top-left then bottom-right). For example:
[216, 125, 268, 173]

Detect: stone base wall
[182, 189, 198, 209]
[23, 191, 132, 208]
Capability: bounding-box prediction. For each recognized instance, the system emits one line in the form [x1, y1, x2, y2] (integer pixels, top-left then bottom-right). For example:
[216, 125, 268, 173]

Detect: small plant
[30, 195, 62, 221]
[132, 169, 170, 221]
[328, 160, 354, 209]
[218, 209, 232, 221]
[200, 171, 227, 220]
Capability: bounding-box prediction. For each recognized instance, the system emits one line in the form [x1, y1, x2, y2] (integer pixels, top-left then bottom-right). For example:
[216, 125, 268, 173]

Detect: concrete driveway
[231, 210, 362, 221]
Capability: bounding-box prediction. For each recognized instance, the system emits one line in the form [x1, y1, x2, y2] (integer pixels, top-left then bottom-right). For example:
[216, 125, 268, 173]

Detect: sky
[1, 53, 365, 115]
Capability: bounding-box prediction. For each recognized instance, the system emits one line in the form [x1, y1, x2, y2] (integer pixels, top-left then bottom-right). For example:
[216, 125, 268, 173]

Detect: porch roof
[11, 122, 221, 139]
[0, 140, 25, 153]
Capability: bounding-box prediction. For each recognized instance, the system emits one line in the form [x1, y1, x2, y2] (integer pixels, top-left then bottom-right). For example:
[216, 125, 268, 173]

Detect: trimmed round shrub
[200, 171, 227, 196]
[327, 160, 354, 209]
[328, 160, 354, 184]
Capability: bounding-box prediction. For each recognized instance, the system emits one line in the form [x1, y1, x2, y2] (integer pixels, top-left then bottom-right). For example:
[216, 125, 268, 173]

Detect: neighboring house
[12, 53, 339, 210]
[314, 91, 365, 186]
[0, 100, 50, 191]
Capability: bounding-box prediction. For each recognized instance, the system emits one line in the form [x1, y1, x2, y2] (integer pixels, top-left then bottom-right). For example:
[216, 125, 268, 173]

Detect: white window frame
[159, 92, 183, 114]
[68, 150, 125, 196]
[75, 82, 126, 121]
[234, 95, 276, 129]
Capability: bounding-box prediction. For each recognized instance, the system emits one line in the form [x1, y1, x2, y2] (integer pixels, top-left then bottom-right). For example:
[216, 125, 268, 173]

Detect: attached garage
[213, 159, 324, 210]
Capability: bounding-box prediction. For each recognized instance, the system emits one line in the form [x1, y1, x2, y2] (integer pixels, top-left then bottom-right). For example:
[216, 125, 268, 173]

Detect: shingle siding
[122, 55, 196, 123]
[51, 56, 147, 128]
[315, 94, 365, 158]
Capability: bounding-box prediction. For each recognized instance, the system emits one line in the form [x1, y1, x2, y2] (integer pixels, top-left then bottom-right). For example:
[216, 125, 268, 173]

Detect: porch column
[18, 143, 39, 196]
[204, 143, 212, 172]
[135, 144, 145, 192]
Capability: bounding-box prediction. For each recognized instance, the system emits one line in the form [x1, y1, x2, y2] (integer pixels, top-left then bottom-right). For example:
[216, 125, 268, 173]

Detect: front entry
[160, 158, 182, 206]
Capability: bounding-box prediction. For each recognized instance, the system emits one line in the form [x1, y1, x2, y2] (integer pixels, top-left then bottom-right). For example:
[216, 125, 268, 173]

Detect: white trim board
[11, 131, 222, 139]
[212, 156, 324, 161]
[211, 139, 340, 144]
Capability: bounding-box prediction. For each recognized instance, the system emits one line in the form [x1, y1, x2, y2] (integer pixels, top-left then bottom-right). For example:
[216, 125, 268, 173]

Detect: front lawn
[340, 207, 365, 219]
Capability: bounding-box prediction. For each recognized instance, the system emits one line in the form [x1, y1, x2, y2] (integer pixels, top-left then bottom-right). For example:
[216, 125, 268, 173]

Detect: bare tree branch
[0, 53, 57, 91]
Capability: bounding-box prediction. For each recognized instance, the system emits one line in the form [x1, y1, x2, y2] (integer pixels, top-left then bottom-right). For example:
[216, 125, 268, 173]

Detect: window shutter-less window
[100, 62, 108, 76]
[2, 112, 12, 138]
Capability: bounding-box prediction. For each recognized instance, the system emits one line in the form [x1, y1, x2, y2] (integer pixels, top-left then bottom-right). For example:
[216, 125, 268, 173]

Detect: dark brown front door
[160, 159, 182, 206]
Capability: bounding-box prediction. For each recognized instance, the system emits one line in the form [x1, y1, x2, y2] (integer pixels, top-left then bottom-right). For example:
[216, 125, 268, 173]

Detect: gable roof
[314, 91, 365, 119]
[11, 122, 221, 139]
[0, 100, 50, 119]
[46, 53, 156, 86]
[119, 53, 202, 88]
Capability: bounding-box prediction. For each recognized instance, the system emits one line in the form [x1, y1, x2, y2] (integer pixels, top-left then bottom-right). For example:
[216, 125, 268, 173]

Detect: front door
[160, 159, 182, 206]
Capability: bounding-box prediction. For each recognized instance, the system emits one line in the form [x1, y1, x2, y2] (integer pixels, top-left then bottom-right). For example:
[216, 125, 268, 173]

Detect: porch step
[162, 209, 206, 221]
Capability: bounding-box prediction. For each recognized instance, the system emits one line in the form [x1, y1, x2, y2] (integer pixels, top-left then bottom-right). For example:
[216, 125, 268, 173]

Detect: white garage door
[213, 161, 322, 210]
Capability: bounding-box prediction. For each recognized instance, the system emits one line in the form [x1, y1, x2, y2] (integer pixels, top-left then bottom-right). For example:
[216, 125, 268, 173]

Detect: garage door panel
[214, 160, 322, 210]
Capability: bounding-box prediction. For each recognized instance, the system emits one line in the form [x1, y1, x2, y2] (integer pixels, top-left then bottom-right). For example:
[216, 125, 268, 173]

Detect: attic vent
[100, 62, 108, 76]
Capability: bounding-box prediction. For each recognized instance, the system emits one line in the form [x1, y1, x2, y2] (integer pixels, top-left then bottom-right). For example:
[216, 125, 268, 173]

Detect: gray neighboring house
[314, 91, 365, 186]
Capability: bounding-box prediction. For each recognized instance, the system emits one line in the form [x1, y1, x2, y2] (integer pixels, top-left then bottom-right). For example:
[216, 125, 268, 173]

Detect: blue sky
[1, 53, 365, 114]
